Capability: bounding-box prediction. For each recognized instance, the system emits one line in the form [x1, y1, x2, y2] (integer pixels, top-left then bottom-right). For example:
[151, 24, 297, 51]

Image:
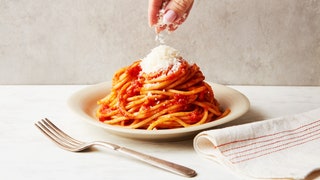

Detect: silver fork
[35, 118, 197, 178]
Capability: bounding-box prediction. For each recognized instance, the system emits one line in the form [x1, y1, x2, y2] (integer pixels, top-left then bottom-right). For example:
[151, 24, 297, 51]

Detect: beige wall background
[0, 0, 319, 85]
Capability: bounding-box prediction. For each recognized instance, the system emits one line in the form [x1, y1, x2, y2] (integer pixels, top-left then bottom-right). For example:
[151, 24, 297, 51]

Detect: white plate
[68, 81, 250, 141]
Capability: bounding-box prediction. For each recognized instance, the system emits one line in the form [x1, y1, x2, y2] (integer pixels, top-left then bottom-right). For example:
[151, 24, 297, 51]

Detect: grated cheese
[140, 45, 182, 74]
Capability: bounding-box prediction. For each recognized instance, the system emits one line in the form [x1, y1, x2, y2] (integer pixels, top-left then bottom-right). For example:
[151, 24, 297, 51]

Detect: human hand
[148, 0, 194, 33]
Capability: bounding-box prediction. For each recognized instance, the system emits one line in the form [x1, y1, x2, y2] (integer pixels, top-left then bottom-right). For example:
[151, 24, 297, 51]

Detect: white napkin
[194, 108, 320, 179]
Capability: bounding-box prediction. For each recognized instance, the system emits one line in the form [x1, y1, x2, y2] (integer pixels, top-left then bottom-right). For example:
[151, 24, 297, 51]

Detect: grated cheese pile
[140, 45, 182, 74]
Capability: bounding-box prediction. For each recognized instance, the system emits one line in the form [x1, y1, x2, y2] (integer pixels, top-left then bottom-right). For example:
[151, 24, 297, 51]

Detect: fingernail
[163, 10, 177, 24]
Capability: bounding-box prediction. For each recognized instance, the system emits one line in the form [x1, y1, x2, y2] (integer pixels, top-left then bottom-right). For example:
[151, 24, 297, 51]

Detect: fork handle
[117, 147, 197, 177]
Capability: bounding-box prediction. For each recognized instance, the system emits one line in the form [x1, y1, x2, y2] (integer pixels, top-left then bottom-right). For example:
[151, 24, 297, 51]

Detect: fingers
[163, 0, 193, 32]
[148, 0, 165, 27]
[148, 0, 194, 33]
[165, 0, 194, 22]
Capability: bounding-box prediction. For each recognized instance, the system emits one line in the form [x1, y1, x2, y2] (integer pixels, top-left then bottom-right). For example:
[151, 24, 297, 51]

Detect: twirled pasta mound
[96, 45, 229, 130]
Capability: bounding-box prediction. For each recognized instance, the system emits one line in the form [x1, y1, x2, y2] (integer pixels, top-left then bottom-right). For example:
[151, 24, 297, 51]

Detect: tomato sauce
[126, 80, 142, 96]
[173, 94, 189, 105]
[126, 64, 141, 78]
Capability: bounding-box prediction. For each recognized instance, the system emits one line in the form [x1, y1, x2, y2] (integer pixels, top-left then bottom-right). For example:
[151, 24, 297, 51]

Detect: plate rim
[68, 81, 250, 139]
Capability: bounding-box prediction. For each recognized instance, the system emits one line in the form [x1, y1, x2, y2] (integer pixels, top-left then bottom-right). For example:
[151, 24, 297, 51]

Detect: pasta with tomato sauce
[96, 45, 230, 130]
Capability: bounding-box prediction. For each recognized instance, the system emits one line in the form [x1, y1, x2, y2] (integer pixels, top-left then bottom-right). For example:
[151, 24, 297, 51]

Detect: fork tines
[35, 118, 84, 151]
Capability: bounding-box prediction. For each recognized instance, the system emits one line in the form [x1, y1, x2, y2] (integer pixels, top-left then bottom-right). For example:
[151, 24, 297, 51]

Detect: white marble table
[1, 85, 319, 180]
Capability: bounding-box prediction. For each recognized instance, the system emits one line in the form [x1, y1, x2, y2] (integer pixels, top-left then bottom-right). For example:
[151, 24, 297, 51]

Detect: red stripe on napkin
[217, 119, 320, 164]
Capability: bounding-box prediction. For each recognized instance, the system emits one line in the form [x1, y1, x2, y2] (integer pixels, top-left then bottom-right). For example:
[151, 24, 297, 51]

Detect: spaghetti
[96, 45, 230, 130]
